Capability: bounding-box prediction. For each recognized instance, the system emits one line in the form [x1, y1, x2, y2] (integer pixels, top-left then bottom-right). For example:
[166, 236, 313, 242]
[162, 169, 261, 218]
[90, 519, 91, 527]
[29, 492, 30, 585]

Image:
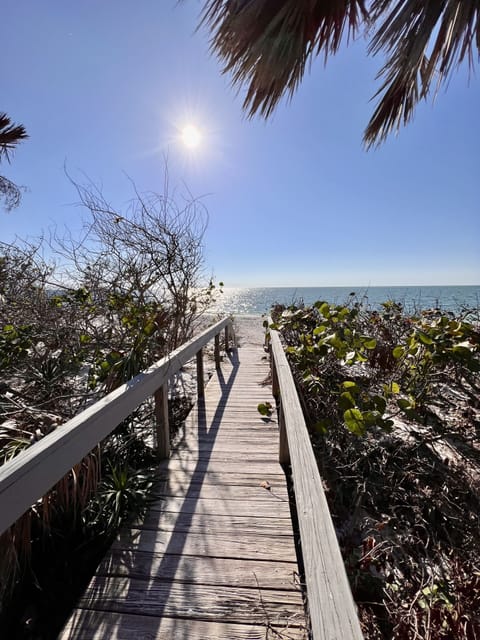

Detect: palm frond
[364, 0, 480, 146]
[0, 113, 28, 163]
[201, 0, 369, 118]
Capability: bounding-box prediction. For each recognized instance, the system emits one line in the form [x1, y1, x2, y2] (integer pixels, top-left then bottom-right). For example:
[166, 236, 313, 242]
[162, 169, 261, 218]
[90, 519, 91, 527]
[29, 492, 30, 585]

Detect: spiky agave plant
[200, 0, 480, 145]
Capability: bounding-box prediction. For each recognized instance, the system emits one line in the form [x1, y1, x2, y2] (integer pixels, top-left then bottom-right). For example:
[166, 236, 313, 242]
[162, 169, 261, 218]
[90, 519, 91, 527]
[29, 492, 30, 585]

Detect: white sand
[231, 314, 267, 348]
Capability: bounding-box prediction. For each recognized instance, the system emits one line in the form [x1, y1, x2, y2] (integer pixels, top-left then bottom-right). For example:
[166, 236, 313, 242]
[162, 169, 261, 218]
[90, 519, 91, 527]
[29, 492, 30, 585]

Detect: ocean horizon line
[221, 284, 480, 289]
[209, 284, 480, 316]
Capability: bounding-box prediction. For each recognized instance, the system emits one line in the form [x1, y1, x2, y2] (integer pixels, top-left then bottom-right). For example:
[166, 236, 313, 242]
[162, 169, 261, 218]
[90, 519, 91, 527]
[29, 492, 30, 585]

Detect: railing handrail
[0, 317, 233, 536]
[269, 326, 364, 640]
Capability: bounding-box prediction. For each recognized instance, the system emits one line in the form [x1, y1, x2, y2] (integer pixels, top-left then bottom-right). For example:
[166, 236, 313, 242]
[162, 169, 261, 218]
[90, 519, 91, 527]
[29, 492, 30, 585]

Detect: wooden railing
[0, 317, 233, 536]
[269, 327, 364, 640]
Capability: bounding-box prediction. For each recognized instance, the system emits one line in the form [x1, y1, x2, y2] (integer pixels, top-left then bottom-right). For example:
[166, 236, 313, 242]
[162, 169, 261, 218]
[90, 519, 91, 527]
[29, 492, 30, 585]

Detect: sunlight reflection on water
[208, 286, 480, 316]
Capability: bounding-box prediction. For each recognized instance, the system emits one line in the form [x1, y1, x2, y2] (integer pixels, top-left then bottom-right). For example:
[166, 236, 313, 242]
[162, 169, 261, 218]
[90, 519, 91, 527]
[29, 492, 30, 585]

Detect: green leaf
[363, 338, 377, 350]
[384, 382, 400, 395]
[142, 321, 156, 336]
[344, 408, 366, 436]
[363, 410, 382, 426]
[339, 392, 356, 410]
[106, 351, 123, 364]
[314, 420, 329, 434]
[257, 402, 272, 416]
[342, 380, 358, 390]
[313, 325, 327, 336]
[318, 302, 330, 318]
[392, 345, 405, 359]
[373, 395, 387, 414]
[417, 331, 433, 345]
[79, 334, 91, 344]
[381, 419, 394, 431]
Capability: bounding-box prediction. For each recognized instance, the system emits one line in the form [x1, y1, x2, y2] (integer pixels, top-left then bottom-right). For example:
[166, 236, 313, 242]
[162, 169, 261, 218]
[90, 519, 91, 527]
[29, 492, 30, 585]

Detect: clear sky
[2, 1, 479, 287]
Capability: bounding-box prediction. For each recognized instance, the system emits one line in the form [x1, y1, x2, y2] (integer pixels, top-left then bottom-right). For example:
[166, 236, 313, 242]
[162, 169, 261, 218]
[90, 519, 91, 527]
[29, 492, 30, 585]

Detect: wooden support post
[214, 334, 221, 369]
[154, 384, 170, 460]
[271, 357, 279, 401]
[196, 348, 204, 397]
[224, 325, 229, 352]
[278, 402, 290, 465]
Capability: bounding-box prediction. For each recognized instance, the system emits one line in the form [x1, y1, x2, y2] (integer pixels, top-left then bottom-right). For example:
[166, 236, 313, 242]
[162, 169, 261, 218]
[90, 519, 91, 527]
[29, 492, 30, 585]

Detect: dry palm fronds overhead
[199, 0, 480, 145]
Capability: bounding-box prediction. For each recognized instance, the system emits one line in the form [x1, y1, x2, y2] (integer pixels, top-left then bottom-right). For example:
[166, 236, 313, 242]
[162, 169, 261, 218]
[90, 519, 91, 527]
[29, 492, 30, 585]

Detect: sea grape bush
[270, 300, 479, 437]
[271, 299, 480, 638]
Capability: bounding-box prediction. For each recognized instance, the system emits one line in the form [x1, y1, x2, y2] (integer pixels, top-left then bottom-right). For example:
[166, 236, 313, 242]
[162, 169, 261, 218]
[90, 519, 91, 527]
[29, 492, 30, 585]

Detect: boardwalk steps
[60, 345, 307, 639]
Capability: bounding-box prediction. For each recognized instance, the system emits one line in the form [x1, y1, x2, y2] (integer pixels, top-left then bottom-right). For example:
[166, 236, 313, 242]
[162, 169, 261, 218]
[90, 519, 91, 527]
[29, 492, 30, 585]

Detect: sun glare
[181, 124, 201, 149]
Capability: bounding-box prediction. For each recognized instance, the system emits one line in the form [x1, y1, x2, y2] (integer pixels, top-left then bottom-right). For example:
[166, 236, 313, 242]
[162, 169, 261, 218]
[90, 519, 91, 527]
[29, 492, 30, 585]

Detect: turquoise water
[209, 286, 480, 316]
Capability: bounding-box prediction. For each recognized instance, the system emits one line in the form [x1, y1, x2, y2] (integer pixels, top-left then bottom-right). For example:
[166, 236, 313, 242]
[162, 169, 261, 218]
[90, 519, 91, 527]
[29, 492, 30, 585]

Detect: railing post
[214, 333, 221, 369]
[278, 401, 290, 465]
[271, 356, 279, 401]
[154, 384, 170, 460]
[196, 348, 204, 397]
[224, 324, 229, 352]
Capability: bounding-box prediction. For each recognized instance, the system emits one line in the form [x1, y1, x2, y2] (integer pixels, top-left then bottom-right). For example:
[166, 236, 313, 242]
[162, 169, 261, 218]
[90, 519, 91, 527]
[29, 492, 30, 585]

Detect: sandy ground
[231, 314, 267, 348]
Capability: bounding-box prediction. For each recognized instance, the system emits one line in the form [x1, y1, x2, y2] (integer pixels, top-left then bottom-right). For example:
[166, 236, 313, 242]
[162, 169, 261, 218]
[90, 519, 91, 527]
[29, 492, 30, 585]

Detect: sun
[181, 124, 202, 149]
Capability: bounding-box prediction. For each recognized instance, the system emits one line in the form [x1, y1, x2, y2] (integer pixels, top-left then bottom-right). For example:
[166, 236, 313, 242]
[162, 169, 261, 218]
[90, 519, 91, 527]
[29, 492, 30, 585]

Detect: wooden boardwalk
[60, 341, 307, 639]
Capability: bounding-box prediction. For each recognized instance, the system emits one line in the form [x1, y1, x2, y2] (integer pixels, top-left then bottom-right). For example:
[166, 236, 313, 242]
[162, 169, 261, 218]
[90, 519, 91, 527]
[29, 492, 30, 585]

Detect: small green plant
[257, 402, 273, 417]
[86, 463, 156, 534]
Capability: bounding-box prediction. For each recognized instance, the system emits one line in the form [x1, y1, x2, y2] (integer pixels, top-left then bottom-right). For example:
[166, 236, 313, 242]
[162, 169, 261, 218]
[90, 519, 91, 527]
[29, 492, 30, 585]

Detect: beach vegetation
[271, 298, 480, 638]
[0, 177, 219, 637]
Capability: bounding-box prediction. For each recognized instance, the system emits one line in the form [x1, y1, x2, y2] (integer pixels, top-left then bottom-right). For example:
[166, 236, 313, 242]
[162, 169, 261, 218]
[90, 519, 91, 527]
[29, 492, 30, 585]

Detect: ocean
[209, 285, 480, 316]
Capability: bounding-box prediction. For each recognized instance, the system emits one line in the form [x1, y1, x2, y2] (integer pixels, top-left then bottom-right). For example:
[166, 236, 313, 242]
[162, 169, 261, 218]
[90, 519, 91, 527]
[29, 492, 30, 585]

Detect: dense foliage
[271, 299, 480, 639]
[0, 182, 220, 637]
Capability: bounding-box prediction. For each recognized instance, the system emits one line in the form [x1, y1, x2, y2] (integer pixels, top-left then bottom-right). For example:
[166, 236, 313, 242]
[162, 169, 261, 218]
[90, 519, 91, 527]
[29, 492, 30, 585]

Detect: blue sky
[2, 1, 479, 287]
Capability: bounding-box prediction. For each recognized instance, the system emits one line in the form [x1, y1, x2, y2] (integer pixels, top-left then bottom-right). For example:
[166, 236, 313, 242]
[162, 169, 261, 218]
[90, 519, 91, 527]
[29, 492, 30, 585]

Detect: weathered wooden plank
[157, 458, 285, 476]
[137, 510, 295, 537]
[60, 610, 306, 640]
[173, 430, 279, 445]
[167, 438, 276, 452]
[180, 420, 277, 432]
[168, 449, 282, 463]
[99, 547, 299, 588]
[172, 442, 278, 457]
[112, 527, 297, 563]
[152, 478, 289, 501]
[185, 419, 275, 425]
[270, 329, 363, 639]
[174, 435, 277, 446]
[148, 496, 291, 518]
[75, 576, 305, 626]
[154, 468, 287, 488]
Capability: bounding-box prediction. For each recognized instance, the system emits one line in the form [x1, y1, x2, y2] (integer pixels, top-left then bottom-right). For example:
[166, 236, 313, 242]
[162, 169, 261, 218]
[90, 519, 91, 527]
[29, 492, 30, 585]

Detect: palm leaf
[201, 0, 369, 118]
[365, 0, 480, 145]
[199, 0, 479, 144]
[0, 113, 28, 163]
